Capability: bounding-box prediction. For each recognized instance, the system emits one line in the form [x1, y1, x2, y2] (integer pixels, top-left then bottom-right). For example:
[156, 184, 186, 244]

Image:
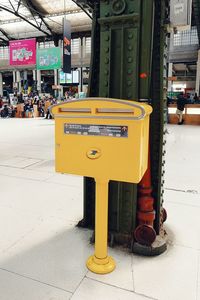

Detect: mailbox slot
[59, 108, 91, 113]
[96, 108, 134, 114]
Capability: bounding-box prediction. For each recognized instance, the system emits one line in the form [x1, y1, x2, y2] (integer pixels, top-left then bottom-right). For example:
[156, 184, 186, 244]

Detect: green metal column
[80, 0, 168, 253]
[150, 0, 169, 234]
[98, 0, 142, 240]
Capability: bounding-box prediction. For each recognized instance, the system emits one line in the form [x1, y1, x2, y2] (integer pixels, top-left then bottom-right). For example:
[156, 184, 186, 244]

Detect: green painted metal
[80, 0, 168, 249]
[139, 0, 154, 100]
[193, 0, 200, 44]
[150, 0, 169, 234]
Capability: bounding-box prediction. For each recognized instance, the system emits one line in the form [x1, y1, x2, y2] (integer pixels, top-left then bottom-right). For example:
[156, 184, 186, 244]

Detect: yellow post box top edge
[50, 98, 153, 120]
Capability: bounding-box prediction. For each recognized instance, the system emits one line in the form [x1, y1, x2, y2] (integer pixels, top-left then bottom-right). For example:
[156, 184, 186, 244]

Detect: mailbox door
[55, 118, 149, 183]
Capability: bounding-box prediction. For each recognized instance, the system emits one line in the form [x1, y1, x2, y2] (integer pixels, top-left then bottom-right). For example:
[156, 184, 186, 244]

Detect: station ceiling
[0, 0, 92, 44]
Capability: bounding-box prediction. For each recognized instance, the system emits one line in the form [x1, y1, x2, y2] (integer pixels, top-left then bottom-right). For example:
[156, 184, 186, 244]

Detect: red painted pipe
[134, 147, 156, 246]
[137, 149, 155, 226]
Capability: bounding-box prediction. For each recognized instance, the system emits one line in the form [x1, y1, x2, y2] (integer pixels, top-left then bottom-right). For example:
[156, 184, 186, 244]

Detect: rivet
[105, 35, 110, 41]
[127, 81, 132, 86]
[104, 58, 109, 64]
[104, 81, 108, 86]
[105, 47, 109, 53]
[128, 45, 133, 51]
[104, 70, 108, 75]
[128, 33, 133, 39]
[128, 57, 132, 63]
[127, 69, 132, 74]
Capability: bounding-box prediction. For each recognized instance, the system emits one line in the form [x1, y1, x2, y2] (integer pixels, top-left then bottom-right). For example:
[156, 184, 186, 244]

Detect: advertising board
[9, 39, 36, 65]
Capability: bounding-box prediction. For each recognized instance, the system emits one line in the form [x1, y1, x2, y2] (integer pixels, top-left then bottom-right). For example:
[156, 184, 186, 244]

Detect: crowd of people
[0, 97, 16, 118]
[0, 87, 81, 119]
[167, 92, 200, 105]
[1, 91, 199, 125]
[0, 94, 58, 119]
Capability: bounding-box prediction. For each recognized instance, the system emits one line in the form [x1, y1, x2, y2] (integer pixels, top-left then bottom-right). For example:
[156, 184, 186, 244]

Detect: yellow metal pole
[95, 178, 109, 260]
[86, 178, 116, 274]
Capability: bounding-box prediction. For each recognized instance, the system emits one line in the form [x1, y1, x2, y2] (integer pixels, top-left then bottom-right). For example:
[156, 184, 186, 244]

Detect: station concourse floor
[0, 118, 200, 300]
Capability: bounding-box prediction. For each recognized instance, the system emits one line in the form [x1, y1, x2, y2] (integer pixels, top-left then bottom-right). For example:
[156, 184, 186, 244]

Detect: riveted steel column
[82, 0, 168, 253]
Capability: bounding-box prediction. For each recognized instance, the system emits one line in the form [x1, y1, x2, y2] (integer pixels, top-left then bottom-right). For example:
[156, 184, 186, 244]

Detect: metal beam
[22, 0, 55, 36]
[0, 4, 51, 36]
[8, 0, 16, 11]
[72, 0, 93, 19]
[0, 36, 9, 44]
[0, 28, 13, 41]
[36, 30, 91, 43]
[16, 0, 22, 13]
[74, 0, 95, 10]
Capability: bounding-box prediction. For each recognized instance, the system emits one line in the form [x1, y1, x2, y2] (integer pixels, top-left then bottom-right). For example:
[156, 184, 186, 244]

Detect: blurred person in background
[24, 99, 34, 118]
[38, 101, 45, 117]
[176, 92, 186, 125]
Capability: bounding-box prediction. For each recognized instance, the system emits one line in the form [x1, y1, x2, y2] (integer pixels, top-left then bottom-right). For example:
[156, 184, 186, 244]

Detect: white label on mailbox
[64, 124, 128, 138]
[174, 3, 184, 15]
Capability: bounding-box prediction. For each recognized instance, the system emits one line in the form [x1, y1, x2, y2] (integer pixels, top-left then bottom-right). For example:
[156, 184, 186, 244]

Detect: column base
[86, 255, 116, 274]
[132, 235, 167, 256]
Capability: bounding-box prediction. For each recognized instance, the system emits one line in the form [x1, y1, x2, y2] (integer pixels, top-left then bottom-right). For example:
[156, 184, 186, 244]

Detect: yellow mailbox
[51, 98, 152, 274]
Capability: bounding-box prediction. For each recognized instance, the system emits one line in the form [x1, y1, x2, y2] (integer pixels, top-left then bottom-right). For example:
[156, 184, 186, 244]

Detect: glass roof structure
[0, 0, 92, 44]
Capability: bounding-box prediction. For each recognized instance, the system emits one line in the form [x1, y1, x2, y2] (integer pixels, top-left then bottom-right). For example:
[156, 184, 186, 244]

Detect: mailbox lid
[51, 98, 152, 120]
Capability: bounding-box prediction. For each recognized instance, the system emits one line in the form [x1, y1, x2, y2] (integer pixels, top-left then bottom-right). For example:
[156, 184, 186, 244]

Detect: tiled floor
[0, 118, 199, 300]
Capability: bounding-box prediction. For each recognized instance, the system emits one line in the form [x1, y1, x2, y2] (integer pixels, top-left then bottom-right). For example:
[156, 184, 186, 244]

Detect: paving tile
[26, 159, 55, 173]
[164, 200, 200, 249]
[0, 166, 52, 181]
[133, 244, 198, 300]
[165, 125, 200, 193]
[0, 170, 83, 255]
[0, 119, 54, 161]
[0, 217, 92, 293]
[0, 269, 72, 300]
[45, 173, 83, 188]
[0, 204, 43, 253]
[197, 286, 200, 300]
[71, 277, 153, 300]
[0, 156, 42, 168]
[87, 247, 134, 291]
[165, 165, 200, 194]
[196, 251, 200, 300]
[0, 174, 83, 223]
[164, 188, 200, 207]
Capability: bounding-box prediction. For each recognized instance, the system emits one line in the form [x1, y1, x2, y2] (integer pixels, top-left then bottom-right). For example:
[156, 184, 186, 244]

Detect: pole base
[86, 255, 116, 274]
